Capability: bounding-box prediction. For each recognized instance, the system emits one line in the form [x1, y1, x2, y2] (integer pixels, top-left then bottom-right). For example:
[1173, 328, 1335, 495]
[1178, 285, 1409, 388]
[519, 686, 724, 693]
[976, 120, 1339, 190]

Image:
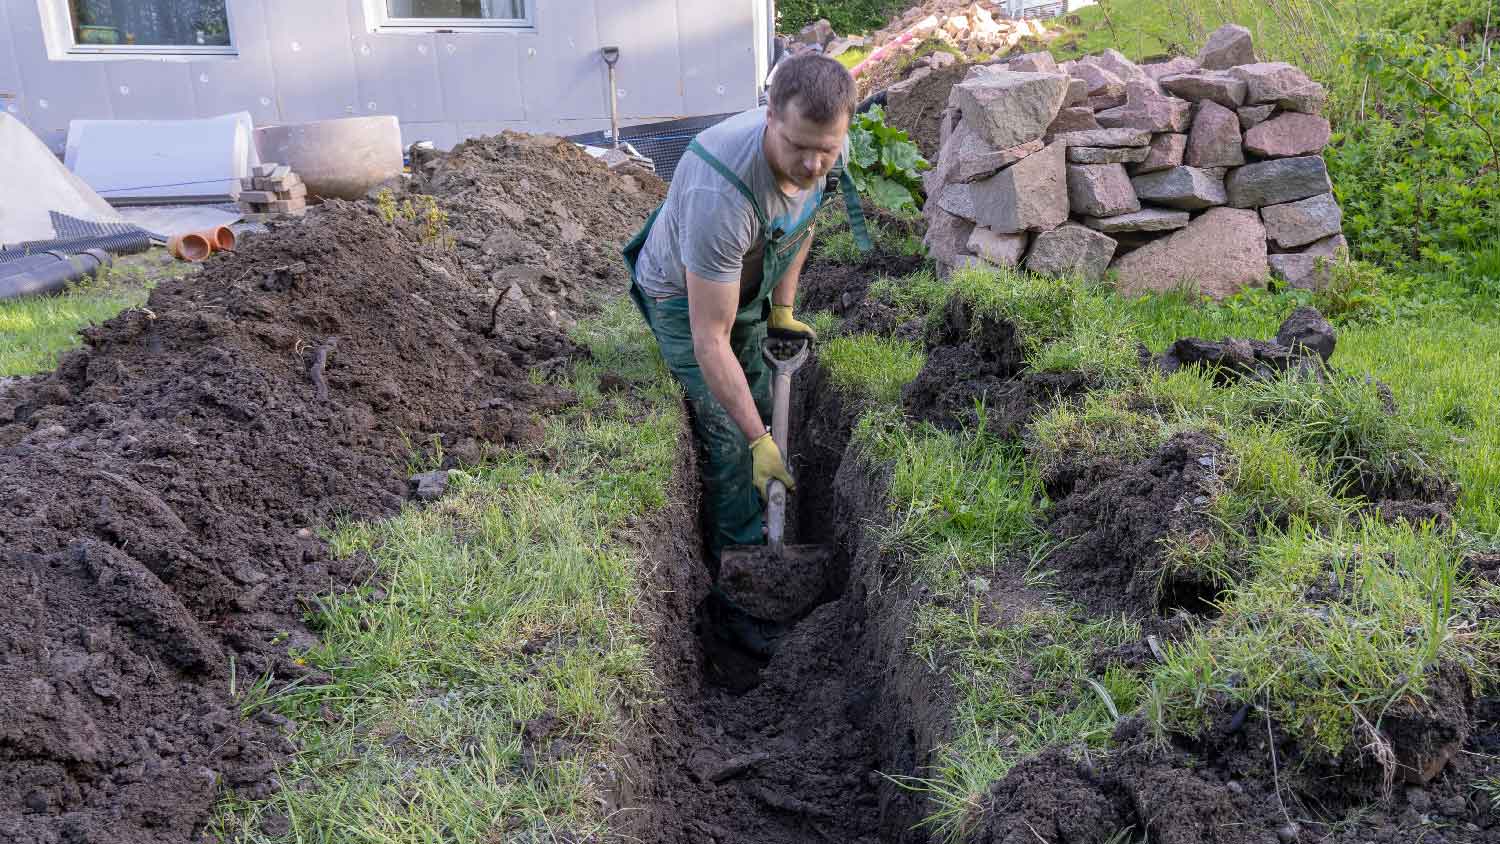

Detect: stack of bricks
[238, 163, 307, 222]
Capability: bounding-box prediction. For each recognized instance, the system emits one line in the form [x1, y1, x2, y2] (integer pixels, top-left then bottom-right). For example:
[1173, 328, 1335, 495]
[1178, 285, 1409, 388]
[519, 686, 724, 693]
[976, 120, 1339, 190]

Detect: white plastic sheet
[0, 113, 126, 246]
[64, 111, 260, 204]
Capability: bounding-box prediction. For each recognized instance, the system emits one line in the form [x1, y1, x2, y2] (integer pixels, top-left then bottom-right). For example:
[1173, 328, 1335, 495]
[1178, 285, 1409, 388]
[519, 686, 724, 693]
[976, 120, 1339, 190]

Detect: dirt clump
[903, 294, 1087, 438]
[1044, 432, 1227, 617]
[0, 136, 660, 844]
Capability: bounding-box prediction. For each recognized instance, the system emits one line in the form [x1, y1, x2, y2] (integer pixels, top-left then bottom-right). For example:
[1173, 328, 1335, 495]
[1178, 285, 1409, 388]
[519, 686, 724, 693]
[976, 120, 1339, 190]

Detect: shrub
[776, 0, 905, 35]
[847, 104, 929, 212]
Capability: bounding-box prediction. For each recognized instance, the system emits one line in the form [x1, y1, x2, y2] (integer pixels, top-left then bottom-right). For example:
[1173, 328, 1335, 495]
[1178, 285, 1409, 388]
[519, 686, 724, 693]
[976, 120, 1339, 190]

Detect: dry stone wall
[922, 24, 1347, 297]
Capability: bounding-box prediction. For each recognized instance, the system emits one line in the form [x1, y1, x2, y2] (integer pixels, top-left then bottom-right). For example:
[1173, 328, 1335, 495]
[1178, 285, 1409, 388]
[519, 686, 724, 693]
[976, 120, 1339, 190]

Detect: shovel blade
[718, 542, 835, 623]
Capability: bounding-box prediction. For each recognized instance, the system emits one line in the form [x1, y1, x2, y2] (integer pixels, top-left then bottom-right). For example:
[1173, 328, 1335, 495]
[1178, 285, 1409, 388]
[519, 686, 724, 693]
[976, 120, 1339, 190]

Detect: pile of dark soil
[411, 131, 664, 327]
[903, 293, 1087, 438]
[883, 62, 969, 161]
[0, 137, 662, 844]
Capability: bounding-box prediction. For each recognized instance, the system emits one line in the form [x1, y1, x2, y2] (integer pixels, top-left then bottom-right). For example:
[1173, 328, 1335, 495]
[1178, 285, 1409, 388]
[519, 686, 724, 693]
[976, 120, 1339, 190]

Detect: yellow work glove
[749, 432, 795, 501]
[769, 304, 817, 341]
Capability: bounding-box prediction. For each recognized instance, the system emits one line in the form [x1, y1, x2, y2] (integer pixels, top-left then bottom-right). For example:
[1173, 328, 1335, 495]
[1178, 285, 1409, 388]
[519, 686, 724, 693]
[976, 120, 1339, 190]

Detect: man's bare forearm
[695, 335, 767, 442]
[771, 225, 815, 308]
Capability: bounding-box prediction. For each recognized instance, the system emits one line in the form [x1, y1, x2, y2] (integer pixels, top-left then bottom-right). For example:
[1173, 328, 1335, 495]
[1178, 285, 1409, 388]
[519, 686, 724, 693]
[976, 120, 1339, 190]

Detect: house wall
[0, 0, 768, 155]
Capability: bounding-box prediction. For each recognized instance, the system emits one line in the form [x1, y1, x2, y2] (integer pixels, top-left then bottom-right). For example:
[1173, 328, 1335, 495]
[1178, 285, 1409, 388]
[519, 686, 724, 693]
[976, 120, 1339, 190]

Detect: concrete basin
[254, 115, 403, 201]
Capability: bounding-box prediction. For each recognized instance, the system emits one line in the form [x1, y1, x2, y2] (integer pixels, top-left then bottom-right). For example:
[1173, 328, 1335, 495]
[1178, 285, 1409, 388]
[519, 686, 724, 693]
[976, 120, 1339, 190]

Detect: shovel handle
[767, 479, 786, 556]
[764, 344, 797, 555]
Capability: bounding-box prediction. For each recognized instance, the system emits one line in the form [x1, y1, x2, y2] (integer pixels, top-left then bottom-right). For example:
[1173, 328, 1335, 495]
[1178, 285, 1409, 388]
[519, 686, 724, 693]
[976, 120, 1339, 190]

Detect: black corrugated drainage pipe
[0, 249, 113, 301]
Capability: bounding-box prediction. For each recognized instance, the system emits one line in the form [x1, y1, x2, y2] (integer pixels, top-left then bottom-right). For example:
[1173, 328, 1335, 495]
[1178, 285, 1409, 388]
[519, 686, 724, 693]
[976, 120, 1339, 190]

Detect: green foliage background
[775, 0, 906, 35]
[847, 104, 930, 212]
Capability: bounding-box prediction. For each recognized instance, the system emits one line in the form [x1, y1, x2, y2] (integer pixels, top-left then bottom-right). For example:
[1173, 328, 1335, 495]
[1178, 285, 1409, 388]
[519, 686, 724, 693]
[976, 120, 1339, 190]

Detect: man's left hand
[769, 305, 817, 341]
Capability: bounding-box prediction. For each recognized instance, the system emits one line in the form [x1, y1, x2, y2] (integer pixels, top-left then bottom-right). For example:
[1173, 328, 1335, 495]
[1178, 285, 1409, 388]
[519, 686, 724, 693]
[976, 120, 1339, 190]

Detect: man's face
[765, 98, 849, 192]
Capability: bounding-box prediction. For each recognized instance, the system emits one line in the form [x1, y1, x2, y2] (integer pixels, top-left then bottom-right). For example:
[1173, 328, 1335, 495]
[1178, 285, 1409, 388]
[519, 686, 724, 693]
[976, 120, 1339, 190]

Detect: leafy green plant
[775, 0, 905, 35]
[847, 104, 929, 212]
[1330, 33, 1500, 272]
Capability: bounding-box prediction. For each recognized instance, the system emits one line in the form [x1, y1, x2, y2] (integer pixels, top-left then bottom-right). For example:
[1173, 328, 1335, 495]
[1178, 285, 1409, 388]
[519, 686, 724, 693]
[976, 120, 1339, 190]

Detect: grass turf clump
[819, 333, 924, 406]
[938, 264, 1143, 387]
[1151, 518, 1500, 762]
[855, 410, 1045, 594]
[210, 301, 683, 842]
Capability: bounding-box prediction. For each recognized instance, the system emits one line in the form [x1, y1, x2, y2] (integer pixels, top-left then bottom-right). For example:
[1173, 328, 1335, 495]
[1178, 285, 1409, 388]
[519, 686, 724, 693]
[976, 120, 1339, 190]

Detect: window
[66, 0, 233, 53]
[381, 0, 531, 28]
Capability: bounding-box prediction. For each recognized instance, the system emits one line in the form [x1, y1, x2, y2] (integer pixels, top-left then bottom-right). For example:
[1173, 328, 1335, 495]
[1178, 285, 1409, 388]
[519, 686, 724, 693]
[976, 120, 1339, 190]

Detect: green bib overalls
[623, 139, 867, 557]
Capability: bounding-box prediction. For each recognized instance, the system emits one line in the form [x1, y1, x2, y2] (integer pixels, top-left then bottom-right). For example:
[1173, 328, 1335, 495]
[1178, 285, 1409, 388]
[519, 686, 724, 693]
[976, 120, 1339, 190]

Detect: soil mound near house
[884, 62, 969, 161]
[0, 137, 659, 844]
[412, 131, 664, 322]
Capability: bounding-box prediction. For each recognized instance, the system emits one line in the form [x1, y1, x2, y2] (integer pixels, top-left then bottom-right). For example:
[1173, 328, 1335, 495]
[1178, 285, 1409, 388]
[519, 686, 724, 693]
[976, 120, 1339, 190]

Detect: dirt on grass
[0, 134, 662, 844]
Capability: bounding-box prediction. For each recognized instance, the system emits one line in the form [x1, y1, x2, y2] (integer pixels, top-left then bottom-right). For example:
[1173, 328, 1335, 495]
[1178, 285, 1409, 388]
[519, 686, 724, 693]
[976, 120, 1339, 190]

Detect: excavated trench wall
[620, 354, 956, 843]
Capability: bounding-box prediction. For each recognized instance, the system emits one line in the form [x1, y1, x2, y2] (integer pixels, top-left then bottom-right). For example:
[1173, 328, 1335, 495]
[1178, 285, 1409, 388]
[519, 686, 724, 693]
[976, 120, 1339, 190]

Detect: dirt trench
[619, 345, 952, 844]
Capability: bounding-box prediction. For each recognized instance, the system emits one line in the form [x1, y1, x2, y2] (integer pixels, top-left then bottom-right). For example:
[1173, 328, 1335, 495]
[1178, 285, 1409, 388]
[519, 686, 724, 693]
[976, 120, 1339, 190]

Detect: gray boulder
[1186, 100, 1245, 168]
[1083, 207, 1191, 233]
[1160, 72, 1248, 108]
[923, 205, 977, 264]
[1068, 145, 1151, 164]
[1243, 112, 1331, 158]
[971, 141, 1070, 233]
[1261, 192, 1343, 249]
[1067, 163, 1141, 217]
[1025, 223, 1118, 281]
[1229, 62, 1328, 113]
[1269, 253, 1338, 291]
[1276, 306, 1336, 362]
[1237, 104, 1276, 130]
[1131, 133, 1187, 175]
[967, 226, 1030, 267]
[952, 70, 1071, 150]
[1198, 24, 1255, 70]
[1052, 128, 1151, 148]
[1111, 207, 1269, 298]
[1131, 166, 1228, 209]
[1009, 51, 1060, 74]
[1095, 83, 1193, 133]
[1047, 106, 1102, 136]
[1143, 56, 1201, 81]
[1225, 155, 1331, 208]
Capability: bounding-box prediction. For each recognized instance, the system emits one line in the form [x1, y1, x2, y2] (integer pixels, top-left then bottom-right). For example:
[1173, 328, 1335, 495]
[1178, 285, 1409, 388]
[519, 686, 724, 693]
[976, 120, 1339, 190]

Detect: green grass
[1152, 517, 1500, 760]
[210, 300, 684, 842]
[819, 333, 924, 406]
[818, 256, 1500, 841]
[0, 252, 191, 376]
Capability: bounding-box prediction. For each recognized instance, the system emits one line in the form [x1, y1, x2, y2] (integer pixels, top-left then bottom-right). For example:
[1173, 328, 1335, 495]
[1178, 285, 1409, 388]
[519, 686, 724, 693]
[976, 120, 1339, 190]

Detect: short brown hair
[768, 52, 857, 124]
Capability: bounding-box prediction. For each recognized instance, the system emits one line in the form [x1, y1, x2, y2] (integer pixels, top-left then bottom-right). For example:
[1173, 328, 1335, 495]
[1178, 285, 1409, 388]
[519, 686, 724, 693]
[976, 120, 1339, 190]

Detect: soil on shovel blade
[0, 134, 662, 844]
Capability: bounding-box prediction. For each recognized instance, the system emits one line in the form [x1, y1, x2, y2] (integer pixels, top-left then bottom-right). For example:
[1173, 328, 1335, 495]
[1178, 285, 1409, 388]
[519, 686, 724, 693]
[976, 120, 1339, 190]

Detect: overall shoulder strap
[687, 140, 768, 230]
[836, 157, 873, 253]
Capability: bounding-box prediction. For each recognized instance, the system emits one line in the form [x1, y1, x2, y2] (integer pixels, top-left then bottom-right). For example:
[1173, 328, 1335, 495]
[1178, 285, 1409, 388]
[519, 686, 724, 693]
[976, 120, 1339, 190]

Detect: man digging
[623, 53, 866, 565]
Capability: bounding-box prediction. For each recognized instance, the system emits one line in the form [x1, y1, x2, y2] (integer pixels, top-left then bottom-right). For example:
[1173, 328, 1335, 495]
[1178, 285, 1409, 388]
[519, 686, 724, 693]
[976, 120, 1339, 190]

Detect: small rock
[1083, 207, 1190, 233]
[1406, 786, 1433, 813]
[1068, 145, 1150, 165]
[1230, 62, 1327, 113]
[797, 18, 835, 48]
[1142, 56, 1201, 81]
[966, 226, 1029, 267]
[1046, 106, 1101, 136]
[1275, 306, 1336, 362]
[1261, 192, 1343, 249]
[1198, 23, 1256, 70]
[1160, 71, 1248, 108]
[1070, 63, 1125, 99]
[923, 205, 977, 265]
[1276, 822, 1300, 843]
[1052, 128, 1151, 148]
[1237, 104, 1277, 130]
[1226, 779, 1244, 794]
[408, 470, 450, 502]
[1009, 51, 1058, 74]
[1269, 253, 1337, 291]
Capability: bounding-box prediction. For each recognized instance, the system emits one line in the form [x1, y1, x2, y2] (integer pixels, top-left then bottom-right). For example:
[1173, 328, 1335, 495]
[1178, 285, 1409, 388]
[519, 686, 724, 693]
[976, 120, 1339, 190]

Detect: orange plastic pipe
[168, 233, 212, 262]
[208, 225, 236, 252]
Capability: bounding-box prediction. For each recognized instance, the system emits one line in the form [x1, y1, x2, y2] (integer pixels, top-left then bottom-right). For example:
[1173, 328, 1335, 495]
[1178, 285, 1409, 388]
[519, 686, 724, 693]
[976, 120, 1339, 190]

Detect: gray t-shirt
[633, 107, 822, 300]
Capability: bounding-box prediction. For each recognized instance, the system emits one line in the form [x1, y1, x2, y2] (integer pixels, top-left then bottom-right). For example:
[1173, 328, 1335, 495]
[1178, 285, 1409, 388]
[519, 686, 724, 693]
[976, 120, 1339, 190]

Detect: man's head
[765, 52, 857, 191]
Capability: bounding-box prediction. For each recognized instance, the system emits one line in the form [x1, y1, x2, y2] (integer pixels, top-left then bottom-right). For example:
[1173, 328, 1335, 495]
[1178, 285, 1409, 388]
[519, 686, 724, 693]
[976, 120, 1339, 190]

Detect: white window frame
[41, 0, 237, 57]
[370, 0, 534, 32]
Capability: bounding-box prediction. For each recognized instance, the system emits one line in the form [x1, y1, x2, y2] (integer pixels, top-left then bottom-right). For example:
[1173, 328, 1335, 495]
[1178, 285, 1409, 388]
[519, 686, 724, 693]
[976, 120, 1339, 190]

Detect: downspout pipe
[0, 249, 113, 301]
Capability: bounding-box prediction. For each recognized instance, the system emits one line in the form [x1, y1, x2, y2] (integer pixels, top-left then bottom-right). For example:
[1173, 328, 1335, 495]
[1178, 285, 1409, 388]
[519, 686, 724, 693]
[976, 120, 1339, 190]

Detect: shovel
[717, 339, 836, 624]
